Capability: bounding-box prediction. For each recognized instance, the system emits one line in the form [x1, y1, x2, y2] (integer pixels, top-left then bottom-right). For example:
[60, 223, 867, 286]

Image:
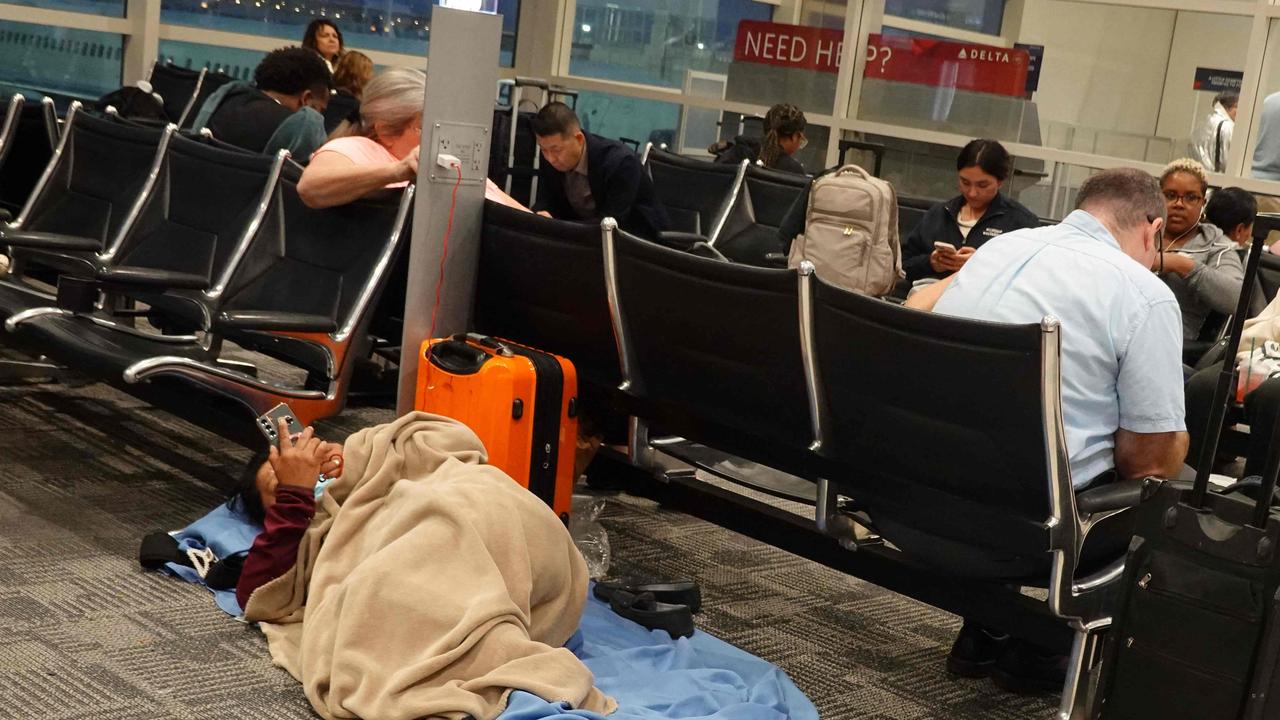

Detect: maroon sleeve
[236, 484, 316, 610]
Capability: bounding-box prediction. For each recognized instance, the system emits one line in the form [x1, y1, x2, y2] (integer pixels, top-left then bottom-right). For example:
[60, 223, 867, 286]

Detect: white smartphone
[933, 241, 958, 253]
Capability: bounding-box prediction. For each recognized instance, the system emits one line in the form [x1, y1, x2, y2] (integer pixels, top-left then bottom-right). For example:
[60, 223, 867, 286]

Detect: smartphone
[256, 403, 305, 447]
[934, 241, 958, 253]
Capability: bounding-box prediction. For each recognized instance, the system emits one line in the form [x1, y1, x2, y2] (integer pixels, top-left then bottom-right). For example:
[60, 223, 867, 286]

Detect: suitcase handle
[428, 340, 489, 375]
[833, 164, 873, 181]
[452, 332, 515, 357]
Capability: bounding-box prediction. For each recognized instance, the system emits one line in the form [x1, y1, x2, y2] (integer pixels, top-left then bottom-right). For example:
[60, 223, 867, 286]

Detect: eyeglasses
[1163, 191, 1204, 205]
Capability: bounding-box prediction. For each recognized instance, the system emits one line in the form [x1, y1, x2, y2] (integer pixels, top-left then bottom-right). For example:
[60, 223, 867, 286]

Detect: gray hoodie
[1160, 221, 1244, 341]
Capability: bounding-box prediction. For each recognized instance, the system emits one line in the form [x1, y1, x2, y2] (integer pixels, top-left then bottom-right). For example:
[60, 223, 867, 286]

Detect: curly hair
[1160, 157, 1209, 195]
[254, 46, 334, 96]
[759, 103, 806, 168]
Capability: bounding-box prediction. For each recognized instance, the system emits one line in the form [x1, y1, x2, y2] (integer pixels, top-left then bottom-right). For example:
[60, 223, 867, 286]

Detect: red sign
[864, 33, 1029, 97]
[733, 20, 845, 74]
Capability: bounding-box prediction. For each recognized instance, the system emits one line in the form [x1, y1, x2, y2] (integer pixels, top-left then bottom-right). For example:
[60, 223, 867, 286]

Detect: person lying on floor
[233, 420, 344, 610]
[232, 412, 615, 720]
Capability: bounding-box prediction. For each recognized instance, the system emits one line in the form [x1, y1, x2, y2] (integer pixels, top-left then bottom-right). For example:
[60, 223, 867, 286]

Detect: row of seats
[0, 102, 412, 445]
[471, 200, 1143, 717]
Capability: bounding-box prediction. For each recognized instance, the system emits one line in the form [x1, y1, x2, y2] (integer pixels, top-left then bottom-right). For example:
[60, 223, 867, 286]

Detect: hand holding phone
[257, 403, 305, 447]
[933, 241, 958, 254]
[269, 418, 326, 491]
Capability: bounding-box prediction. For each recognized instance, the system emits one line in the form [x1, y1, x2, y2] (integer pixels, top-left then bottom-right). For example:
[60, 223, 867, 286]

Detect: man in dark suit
[531, 102, 669, 239]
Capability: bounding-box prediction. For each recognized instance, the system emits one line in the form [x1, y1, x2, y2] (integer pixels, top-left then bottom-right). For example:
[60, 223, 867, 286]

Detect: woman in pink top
[299, 68, 426, 208]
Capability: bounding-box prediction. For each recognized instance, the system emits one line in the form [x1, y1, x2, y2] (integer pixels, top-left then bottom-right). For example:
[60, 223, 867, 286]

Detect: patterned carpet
[0, 381, 1057, 719]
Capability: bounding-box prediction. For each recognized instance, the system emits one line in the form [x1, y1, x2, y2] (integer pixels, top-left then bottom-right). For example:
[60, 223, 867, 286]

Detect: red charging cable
[425, 162, 465, 359]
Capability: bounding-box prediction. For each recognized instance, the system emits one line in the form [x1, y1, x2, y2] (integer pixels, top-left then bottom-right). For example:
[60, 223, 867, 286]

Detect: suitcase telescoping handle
[453, 332, 515, 358]
[1191, 217, 1277, 522]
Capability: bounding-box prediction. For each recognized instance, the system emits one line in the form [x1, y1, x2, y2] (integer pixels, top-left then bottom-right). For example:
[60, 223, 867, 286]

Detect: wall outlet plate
[428, 122, 487, 185]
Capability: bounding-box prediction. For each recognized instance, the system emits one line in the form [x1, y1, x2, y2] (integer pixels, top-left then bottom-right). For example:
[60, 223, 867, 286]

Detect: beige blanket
[244, 411, 616, 720]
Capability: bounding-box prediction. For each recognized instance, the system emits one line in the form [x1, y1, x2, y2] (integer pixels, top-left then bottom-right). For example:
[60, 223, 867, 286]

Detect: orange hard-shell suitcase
[415, 333, 577, 521]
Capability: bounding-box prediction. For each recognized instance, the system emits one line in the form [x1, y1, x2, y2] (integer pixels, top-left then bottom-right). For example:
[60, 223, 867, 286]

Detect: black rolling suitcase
[1099, 230, 1280, 719]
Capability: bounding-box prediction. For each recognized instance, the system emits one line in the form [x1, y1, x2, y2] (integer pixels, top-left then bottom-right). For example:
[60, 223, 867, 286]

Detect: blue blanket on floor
[157, 506, 817, 719]
[502, 592, 818, 720]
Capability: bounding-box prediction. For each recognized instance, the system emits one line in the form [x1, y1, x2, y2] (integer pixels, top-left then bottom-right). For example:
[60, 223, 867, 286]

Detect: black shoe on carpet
[946, 622, 1009, 678]
[991, 639, 1068, 694]
[607, 590, 695, 639]
[593, 577, 702, 613]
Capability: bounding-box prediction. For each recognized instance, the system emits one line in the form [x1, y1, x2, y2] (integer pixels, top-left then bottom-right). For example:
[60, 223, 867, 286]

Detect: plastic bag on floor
[570, 493, 611, 578]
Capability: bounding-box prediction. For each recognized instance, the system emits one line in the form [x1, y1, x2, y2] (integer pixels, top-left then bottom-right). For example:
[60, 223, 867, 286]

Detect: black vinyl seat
[896, 195, 934, 239]
[184, 69, 234, 130]
[642, 145, 743, 239]
[0, 95, 59, 216]
[1, 103, 171, 290]
[713, 163, 808, 266]
[801, 266, 1138, 717]
[474, 201, 620, 393]
[148, 62, 206, 128]
[606, 223, 812, 474]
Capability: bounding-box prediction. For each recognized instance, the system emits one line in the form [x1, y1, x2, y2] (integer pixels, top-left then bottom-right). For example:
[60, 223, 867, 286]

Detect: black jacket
[533, 132, 669, 239]
[204, 84, 294, 154]
[901, 193, 1040, 282]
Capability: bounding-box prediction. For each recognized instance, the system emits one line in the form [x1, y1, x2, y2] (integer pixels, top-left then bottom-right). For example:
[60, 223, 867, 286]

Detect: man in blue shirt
[907, 168, 1188, 693]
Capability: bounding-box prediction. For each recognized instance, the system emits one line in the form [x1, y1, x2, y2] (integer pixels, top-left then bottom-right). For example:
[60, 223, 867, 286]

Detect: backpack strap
[138, 531, 187, 570]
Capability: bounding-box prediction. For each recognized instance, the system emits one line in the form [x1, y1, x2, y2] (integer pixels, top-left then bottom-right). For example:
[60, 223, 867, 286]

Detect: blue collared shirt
[934, 209, 1186, 487]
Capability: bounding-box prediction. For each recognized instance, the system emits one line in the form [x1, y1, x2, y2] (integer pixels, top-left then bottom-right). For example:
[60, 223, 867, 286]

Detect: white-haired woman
[298, 68, 427, 208]
[1156, 158, 1244, 341]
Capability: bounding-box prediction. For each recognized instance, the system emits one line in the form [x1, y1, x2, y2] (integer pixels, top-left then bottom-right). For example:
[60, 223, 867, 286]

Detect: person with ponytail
[711, 103, 808, 175]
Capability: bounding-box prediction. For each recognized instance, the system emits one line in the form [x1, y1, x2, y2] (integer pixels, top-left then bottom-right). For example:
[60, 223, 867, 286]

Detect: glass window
[1246, 20, 1280, 186]
[3, 0, 124, 18]
[160, 0, 519, 67]
[157, 39, 268, 81]
[884, 0, 1006, 35]
[575, 90, 681, 149]
[0, 19, 122, 100]
[570, 0, 774, 88]
[854, 3, 1251, 165]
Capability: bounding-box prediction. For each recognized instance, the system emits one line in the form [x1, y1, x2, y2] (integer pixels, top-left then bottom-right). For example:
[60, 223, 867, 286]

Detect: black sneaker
[992, 639, 1068, 694]
[946, 622, 1010, 678]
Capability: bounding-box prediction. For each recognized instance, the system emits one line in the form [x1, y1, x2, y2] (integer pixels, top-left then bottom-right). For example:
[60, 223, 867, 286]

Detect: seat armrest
[1076, 478, 1148, 514]
[216, 310, 337, 333]
[656, 230, 709, 252]
[0, 229, 101, 252]
[762, 252, 789, 268]
[97, 266, 209, 289]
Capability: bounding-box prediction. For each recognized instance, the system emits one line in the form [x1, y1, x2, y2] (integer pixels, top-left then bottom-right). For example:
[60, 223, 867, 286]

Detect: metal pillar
[396, 6, 502, 414]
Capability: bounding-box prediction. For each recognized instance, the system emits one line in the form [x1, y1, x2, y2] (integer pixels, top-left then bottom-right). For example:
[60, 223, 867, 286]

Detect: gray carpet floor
[0, 381, 1057, 719]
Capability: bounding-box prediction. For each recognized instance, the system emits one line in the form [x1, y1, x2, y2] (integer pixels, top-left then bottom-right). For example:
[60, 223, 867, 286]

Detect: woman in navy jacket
[901, 139, 1040, 284]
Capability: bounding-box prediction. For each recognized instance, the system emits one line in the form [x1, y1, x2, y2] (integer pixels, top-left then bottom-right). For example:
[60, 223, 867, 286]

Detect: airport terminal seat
[6, 150, 412, 441]
[1, 104, 171, 295]
[714, 163, 808, 267]
[184, 69, 234, 130]
[896, 195, 934, 239]
[473, 201, 624, 424]
[643, 145, 743, 240]
[0, 94, 59, 216]
[148, 62, 207, 128]
[607, 224, 813, 476]
[803, 266, 1139, 718]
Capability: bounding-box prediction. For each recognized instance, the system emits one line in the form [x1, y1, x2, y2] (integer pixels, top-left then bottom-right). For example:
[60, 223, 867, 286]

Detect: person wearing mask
[1190, 93, 1237, 173]
[324, 49, 372, 134]
[530, 102, 669, 239]
[901, 139, 1040, 285]
[302, 19, 343, 72]
[712, 103, 808, 175]
[908, 168, 1186, 693]
[1155, 158, 1244, 342]
[192, 47, 332, 161]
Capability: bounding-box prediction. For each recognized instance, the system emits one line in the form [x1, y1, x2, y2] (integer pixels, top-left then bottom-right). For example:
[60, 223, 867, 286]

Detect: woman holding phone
[901, 139, 1040, 284]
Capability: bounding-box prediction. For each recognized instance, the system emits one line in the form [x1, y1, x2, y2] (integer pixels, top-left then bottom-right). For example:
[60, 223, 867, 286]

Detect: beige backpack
[787, 164, 902, 296]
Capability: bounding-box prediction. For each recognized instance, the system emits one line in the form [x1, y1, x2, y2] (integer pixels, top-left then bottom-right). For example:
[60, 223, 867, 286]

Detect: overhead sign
[733, 20, 845, 74]
[864, 34, 1029, 98]
[1193, 67, 1243, 94]
[1015, 43, 1044, 94]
